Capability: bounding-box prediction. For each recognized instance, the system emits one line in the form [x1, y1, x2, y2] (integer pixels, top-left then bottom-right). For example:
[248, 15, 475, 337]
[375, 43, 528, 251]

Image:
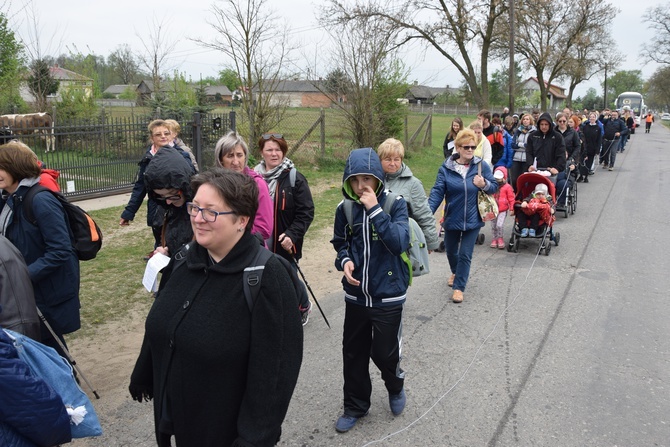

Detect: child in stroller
[517, 183, 555, 237]
[508, 172, 560, 255]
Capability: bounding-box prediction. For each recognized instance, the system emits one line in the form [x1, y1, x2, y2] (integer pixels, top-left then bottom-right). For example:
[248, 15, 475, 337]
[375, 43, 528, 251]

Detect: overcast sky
[6, 0, 666, 99]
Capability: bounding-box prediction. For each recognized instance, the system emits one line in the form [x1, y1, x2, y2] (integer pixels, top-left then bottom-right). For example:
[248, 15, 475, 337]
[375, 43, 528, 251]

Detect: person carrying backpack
[0, 141, 80, 360]
[130, 168, 303, 447]
[331, 147, 410, 433]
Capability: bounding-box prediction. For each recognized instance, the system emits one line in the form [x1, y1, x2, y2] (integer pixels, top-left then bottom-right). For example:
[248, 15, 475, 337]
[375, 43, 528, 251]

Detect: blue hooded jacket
[428, 155, 498, 231]
[331, 148, 410, 307]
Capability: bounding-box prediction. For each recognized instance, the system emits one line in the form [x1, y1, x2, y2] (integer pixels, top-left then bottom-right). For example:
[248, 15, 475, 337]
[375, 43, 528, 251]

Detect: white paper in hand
[142, 252, 171, 292]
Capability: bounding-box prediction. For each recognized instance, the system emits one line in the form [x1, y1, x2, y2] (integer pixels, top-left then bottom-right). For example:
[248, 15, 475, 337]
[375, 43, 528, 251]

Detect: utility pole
[603, 64, 608, 110]
[508, 0, 515, 114]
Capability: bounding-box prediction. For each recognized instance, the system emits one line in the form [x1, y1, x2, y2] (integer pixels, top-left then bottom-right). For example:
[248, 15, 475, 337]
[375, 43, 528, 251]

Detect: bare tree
[320, 0, 507, 110]
[640, 5, 670, 66]
[509, 0, 616, 111]
[316, 9, 408, 147]
[15, 0, 62, 111]
[136, 17, 178, 95]
[109, 44, 141, 85]
[192, 0, 295, 148]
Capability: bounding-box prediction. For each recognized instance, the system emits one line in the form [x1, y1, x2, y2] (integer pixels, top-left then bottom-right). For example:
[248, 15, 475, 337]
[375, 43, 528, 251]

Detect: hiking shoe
[336, 413, 362, 433]
[608, 167, 614, 171]
[583, 177, 589, 183]
[497, 238, 505, 249]
[448, 273, 455, 287]
[520, 228, 529, 238]
[300, 301, 312, 326]
[452, 290, 464, 303]
[389, 389, 406, 416]
[528, 229, 536, 237]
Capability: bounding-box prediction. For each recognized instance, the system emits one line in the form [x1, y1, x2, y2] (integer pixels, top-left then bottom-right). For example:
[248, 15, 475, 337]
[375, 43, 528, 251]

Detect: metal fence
[15, 112, 235, 200]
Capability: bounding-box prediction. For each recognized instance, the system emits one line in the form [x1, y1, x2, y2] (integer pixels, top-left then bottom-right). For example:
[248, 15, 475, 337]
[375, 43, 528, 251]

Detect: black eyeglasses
[154, 192, 182, 202]
[262, 133, 283, 140]
[461, 145, 476, 150]
[186, 203, 236, 222]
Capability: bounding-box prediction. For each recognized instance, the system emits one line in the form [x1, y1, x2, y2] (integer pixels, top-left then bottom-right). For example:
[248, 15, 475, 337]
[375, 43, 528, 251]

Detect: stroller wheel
[436, 241, 445, 253]
[544, 243, 552, 256]
[506, 235, 515, 252]
[477, 233, 485, 245]
[553, 232, 561, 246]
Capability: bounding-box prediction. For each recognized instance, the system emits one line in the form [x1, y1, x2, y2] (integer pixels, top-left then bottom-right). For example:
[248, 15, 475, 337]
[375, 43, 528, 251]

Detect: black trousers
[342, 302, 404, 417]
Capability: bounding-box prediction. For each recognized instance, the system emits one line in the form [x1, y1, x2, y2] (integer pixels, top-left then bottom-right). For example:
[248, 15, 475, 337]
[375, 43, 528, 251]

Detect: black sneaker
[300, 301, 312, 326]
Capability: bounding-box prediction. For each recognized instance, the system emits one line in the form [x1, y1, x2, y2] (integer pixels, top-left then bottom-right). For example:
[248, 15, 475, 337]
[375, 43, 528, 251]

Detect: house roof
[204, 85, 232, 96]
[50, 65, 93, 82]
[104, 84, 132, 95]
[524, 77, 567, 99]
[407, 85, 454, 100]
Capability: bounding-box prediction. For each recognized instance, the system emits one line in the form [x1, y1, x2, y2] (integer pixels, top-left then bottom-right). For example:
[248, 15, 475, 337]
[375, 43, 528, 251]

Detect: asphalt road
[75, 123, 670, 446]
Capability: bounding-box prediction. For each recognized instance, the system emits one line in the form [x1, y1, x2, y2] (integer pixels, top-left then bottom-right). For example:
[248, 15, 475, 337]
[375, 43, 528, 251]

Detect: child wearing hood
[490, 167, 515, 249]
[517, 183, 555, 237]
[330, 148, 410, 433]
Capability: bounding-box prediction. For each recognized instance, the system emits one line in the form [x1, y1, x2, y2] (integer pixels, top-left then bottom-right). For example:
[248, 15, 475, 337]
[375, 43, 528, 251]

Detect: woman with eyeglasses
[120, 119, 194, 258]
[254, 133, 314, 266]
[143, 146, 195, 258]
[130, 168, 303, 447]
[428, 129, 497, 303]
[214, 131, 273, 243]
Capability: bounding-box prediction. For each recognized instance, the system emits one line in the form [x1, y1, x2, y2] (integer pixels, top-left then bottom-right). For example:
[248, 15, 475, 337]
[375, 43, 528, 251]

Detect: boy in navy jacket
[331, 147, 410, 433]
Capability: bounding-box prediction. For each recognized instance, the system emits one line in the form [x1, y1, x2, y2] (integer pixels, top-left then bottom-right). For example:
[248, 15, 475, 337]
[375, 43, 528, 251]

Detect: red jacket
[493, 167, 515, 212]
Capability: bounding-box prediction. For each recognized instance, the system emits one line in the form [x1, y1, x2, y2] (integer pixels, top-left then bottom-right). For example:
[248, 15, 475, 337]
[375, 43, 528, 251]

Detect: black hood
[536, 112, 555, 134]
[144, 147, 193, 200]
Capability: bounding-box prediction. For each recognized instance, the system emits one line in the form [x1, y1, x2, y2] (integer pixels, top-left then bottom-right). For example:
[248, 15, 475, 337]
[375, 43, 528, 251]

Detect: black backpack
[173, 242, 306, 312]
[22, 185, 103, 261]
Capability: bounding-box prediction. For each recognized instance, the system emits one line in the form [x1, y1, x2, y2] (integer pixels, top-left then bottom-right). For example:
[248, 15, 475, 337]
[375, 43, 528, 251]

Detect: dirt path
[68, 227, 342, 446]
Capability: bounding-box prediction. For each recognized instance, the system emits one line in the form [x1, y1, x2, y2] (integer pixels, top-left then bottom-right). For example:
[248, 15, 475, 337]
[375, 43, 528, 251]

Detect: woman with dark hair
[428, 129, 497, 303]
[254, 133, 314, 265]
[443, 117, 464, 158]
[510, 113, 536, 190]
[0, 141, 80, 358]
[130, 168, 303, 447]
[215, 131, 273, 242]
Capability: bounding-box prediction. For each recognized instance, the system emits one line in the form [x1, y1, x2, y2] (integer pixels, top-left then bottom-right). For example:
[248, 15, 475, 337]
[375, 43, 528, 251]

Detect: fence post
[192, 112, 203, 168]
[404, 115, 409, 150]
[229, 110, 236, 132]
[320, 108, 325, 157]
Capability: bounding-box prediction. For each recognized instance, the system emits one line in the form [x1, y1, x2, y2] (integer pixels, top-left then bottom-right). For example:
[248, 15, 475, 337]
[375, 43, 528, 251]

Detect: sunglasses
[461, 145, 476, 150]
[155, 192, 182, 202]
[557, 120, 567, 123]
[262, 133, 283, 140]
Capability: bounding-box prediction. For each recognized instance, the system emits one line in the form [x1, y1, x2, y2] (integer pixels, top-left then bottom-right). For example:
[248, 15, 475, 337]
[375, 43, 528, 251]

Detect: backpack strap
[243, 247, 273, 312]
[289, 167, 297, 188]
[21, 184, 52, 225]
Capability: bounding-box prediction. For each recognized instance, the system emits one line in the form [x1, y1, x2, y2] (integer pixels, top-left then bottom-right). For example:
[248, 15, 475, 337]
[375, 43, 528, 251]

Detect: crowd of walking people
[0, 103, 650, 445]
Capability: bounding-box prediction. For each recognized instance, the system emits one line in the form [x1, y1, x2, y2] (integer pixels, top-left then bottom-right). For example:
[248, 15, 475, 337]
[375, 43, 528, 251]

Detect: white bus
[615, 92, 646, 116]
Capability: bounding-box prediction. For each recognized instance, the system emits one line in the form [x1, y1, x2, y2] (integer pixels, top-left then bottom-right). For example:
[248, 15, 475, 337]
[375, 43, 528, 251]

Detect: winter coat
[0, 236, 40, 340]
[244, 166, 274, 242]
[495, 129, 514, 168]
[121, 144, 193, 226]
[427, 155, 498, 231]
[130, 232, 303, 447]
[512, 125, 536, 162]
[143, 146, 196, 257]
[0, 328, 72, 447]
[525, 112, 566, 172]
[331, 148, 410, 307]
[1, 179, 81, 336]
[602, 117, 628, 141]
[384, 163, 440, 250]
[266, 167, 314, 263]
[581, 121, 603, 160]
[492, 167, 515, 213]
[557, 126, 581, 164]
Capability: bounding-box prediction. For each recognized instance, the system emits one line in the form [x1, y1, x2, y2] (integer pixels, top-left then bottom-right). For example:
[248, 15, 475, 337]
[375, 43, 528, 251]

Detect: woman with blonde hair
[468, 121, 492, 167]
[428, 129, 497, 303]
[377, 138, 439, 251]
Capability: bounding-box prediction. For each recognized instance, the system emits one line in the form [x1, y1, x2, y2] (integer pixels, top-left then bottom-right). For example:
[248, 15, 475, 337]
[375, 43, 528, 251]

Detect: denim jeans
[444, 227, 480, 292]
